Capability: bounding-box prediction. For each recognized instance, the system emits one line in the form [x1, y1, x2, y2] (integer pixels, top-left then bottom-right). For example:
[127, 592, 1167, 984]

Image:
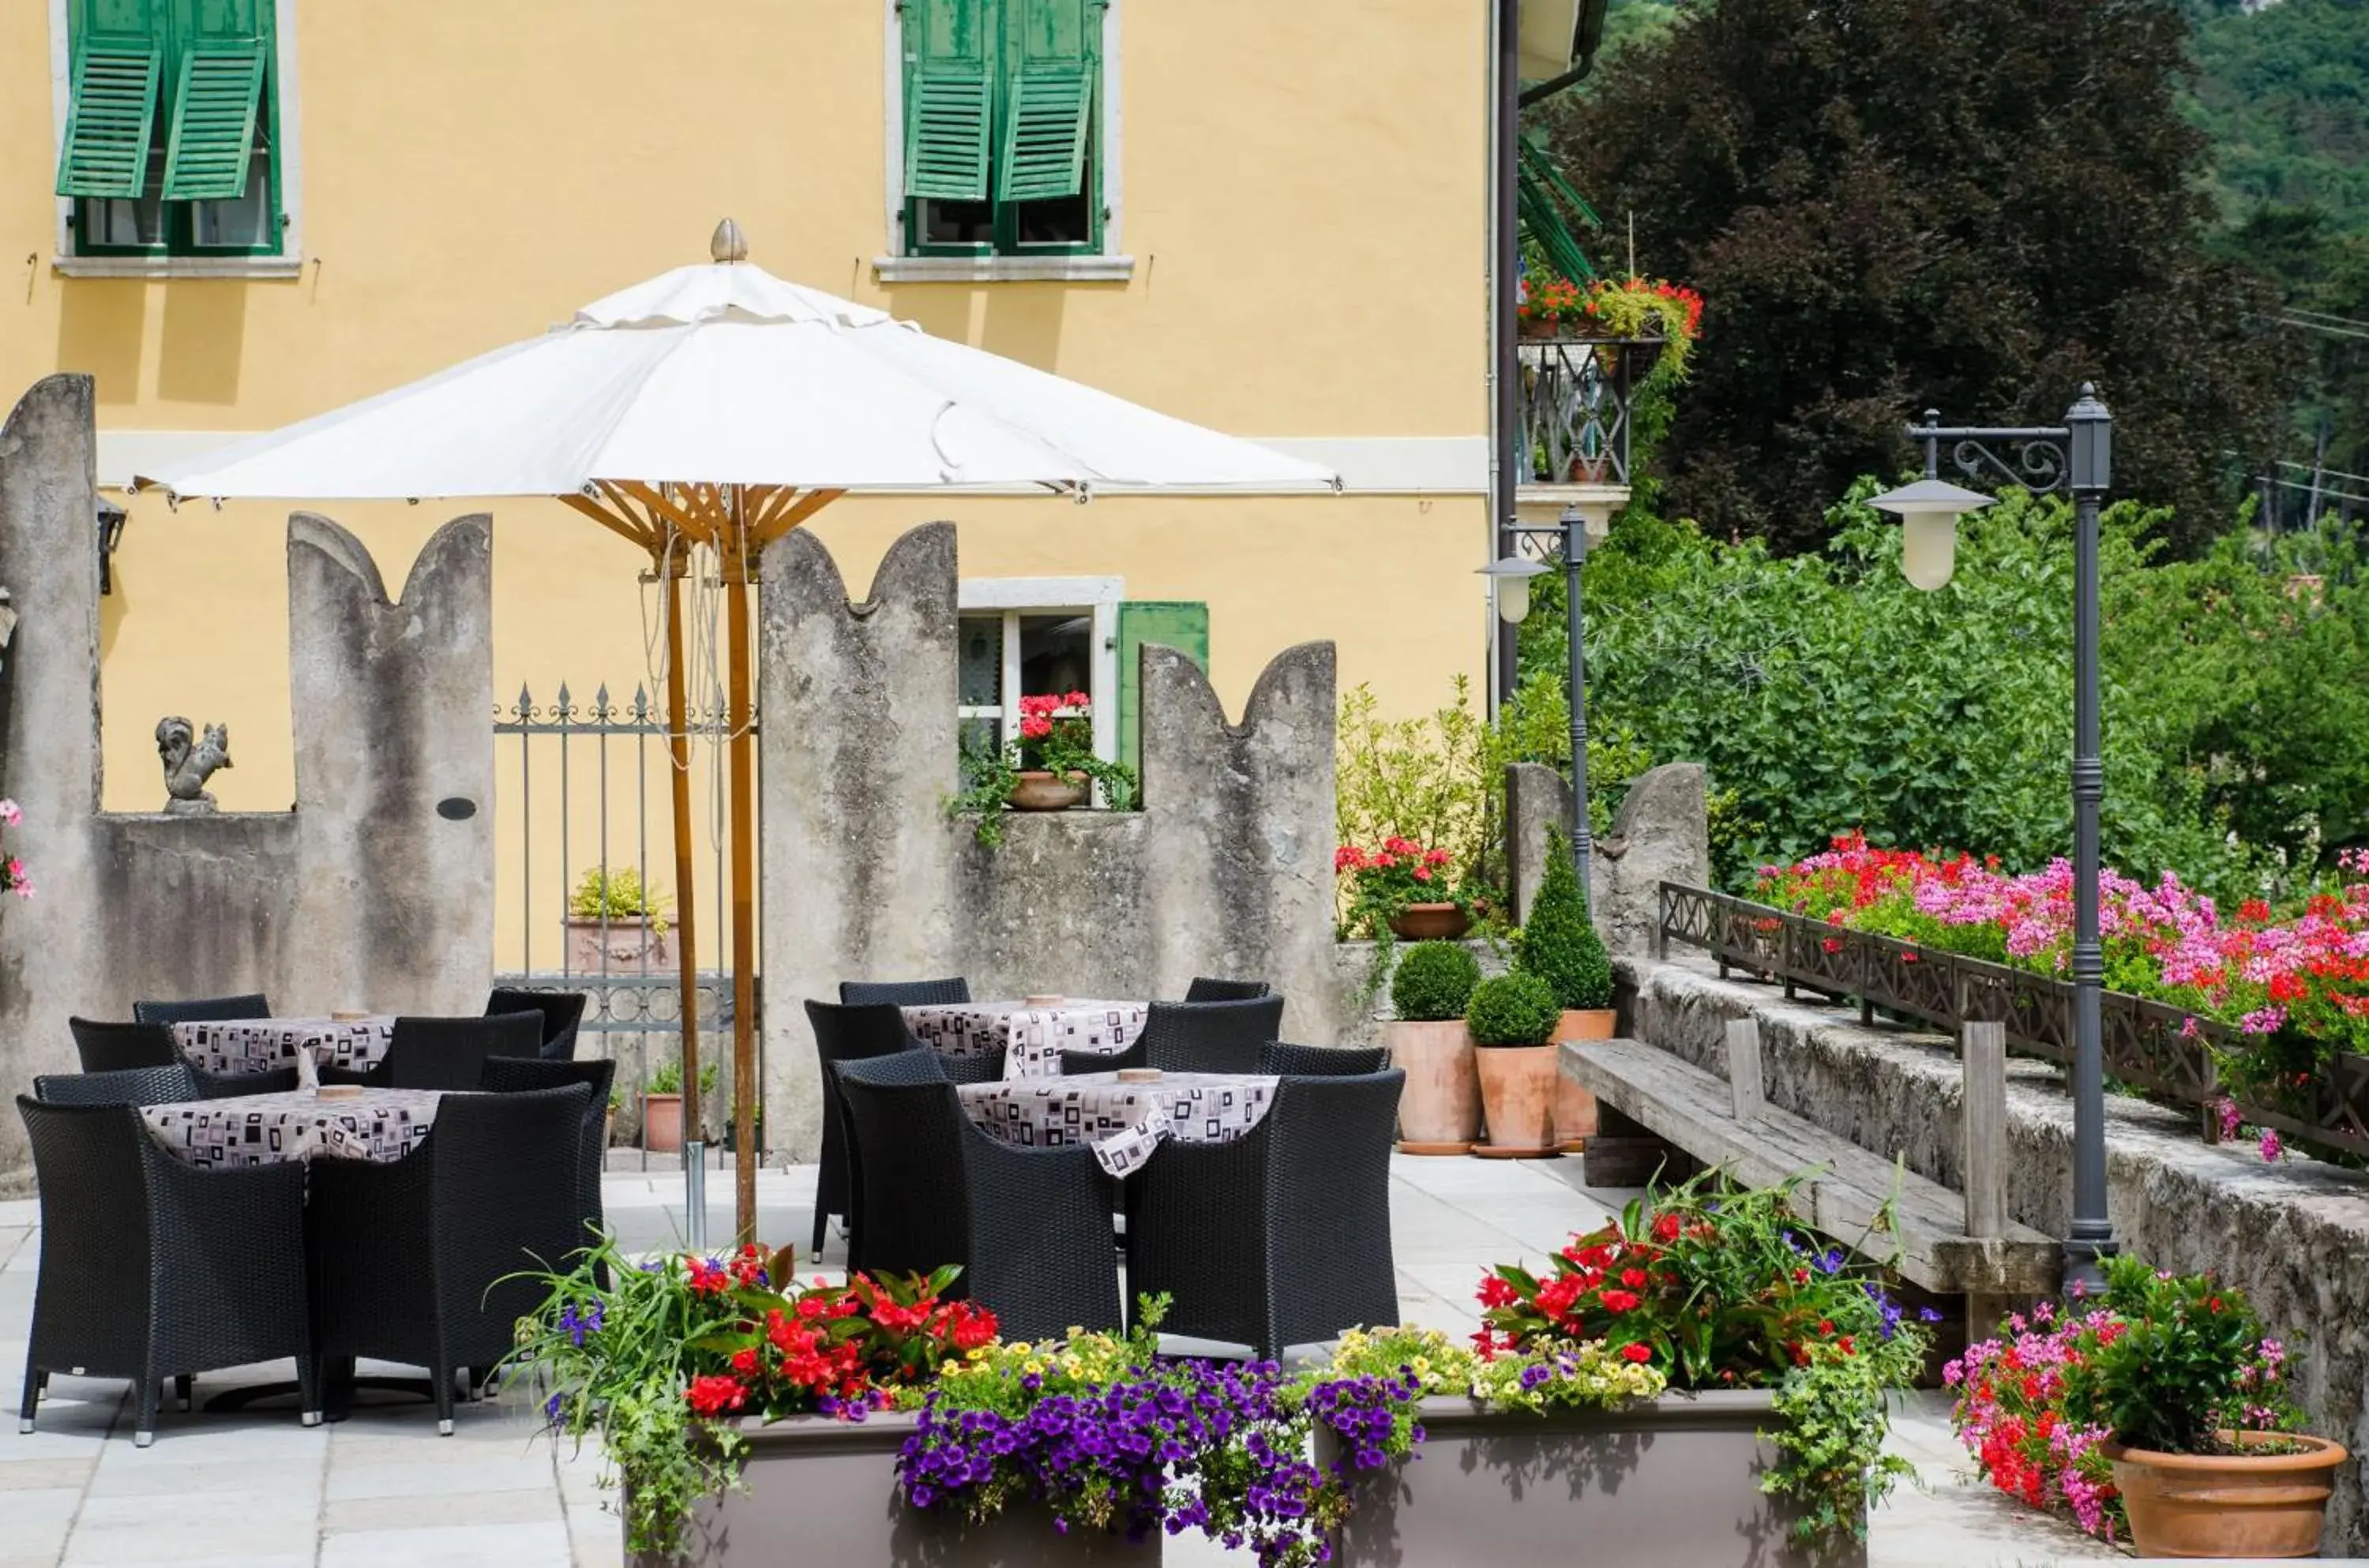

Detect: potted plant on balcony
[2065, 1255, 2345, 1559]
[567, 867, 674, 974]
[1465, 971, 1562, 1157]
[1387, 940, 1484, 1154]
[1517, 827, 1614, 1150]
[948, 692, 1139, 848]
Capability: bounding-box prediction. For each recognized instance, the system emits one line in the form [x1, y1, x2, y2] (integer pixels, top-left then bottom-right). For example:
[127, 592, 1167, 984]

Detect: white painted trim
[880, 0, 1124, 267]
[47, 0, 306, 273]
[873, 255, 1135, 284]
[956, 576, 1124, 763]
[959, 575, 1125, 611]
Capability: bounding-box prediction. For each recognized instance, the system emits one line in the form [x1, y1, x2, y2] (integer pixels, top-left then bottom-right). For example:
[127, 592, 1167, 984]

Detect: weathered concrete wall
[1507, 760, 1709, 956]
[758, 523, 1338, 1160]
[0, 377, 494, 1190]
[1624, 951, 2369, 1552]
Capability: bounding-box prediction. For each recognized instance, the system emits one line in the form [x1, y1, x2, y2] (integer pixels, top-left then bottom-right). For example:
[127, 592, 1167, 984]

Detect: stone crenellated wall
[1506, 759, 1709, 954]
[0, 376, 494, 1190]
[758, 523, 1338, 1160]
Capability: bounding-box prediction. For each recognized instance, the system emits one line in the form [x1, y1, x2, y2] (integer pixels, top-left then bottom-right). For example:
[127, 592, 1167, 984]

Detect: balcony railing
[1517, 330, 1658, 489]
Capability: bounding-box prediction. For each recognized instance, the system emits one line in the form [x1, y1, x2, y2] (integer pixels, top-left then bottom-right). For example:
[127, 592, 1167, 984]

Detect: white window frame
[875, 0, 1134, 284]
[47, 0, 306, 279]
[957, 576, 1122, 763]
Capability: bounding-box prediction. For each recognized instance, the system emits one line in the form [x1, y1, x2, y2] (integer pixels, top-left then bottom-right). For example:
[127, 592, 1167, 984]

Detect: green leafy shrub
[1389, 941, 1481, 1022]
[1517, 827, 1612, 1010]
[2061, 1253, 2305, 1455]
[571, 866, 670, 936]
[1465, 972, 1560, 1046]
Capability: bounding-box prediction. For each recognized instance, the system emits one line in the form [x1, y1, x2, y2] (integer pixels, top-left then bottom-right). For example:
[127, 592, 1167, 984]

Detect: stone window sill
[872, 255, 1135, 285]
[53, 255, 303, 279]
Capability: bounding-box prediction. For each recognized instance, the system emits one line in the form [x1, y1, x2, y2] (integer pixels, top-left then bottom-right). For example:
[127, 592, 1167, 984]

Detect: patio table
[140, 1087, 440, 1171]
[903, 999, 1148, 1079]
[171, 1015, 396, 1087]
[957, 1070, 1277, 1178]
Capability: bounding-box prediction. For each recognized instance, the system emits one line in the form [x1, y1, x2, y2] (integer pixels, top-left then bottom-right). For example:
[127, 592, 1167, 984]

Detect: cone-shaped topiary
[1391, 940, 1483, 1023]
[1465, 971, 1561, 1046]
[1518, 826, 1613, 1011]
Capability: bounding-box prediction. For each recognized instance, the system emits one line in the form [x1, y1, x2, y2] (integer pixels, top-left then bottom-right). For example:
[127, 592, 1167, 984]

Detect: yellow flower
[966, 1347, 991, 1362]
[1024, 1360, 1046, 1377]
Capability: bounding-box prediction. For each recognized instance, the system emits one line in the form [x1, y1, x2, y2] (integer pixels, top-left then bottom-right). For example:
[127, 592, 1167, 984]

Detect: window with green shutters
[902, 0, 1105, 257]
[1115, 602, 1210, 788]
[57, 0, 283, 258]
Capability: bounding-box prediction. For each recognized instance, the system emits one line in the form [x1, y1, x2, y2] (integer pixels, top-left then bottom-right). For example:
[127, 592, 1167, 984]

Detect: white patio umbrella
[144, 221, 1338, 1242]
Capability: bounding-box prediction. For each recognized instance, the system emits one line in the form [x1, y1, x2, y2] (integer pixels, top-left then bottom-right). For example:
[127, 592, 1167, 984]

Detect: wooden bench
[1563, 1020, 2059, 1302]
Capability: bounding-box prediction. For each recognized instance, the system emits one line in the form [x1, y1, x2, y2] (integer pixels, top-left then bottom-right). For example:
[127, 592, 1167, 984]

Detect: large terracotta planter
[2106, 1431, 2348, 1559]
[566, 914, 673, 975]
[643, 1092, 683, 1153]
[1552, 1009, 1613, 1150]
[1472, 1043, 1559, 1158]
[1388, 902, 1471, 941]
[1384, 1019, 1480, 1154]
[630, 1410, 1160, 1566]
[1009, 771, 1088, 811]
[1320, 1392, 1855, 1568]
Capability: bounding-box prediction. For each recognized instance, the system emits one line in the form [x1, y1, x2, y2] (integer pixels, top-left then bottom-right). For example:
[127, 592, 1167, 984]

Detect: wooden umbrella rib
[753, 486, 846, 547]
[614, 479, 715, 546]
[559, 493, 655, 552]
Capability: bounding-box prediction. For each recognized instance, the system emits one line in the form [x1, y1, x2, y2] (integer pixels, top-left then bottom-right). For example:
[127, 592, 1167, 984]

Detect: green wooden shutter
[997, 0, 1098, 204]
[904, 0, 993, 202]
[1117, 602, 1210, 785]
[160, 41, 265, 199]
[56, 39, 164, 199]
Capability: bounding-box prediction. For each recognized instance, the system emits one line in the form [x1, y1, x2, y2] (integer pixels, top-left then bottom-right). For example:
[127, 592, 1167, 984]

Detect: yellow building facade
[4, 0, 1492, 962]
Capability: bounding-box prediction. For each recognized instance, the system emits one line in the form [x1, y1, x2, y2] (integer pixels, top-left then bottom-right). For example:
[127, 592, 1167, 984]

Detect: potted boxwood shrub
[568, 867, 674, 974]
[2066, 1255, 2346, 1558]
[1386, 941, 1484, 1154]
[1516, 827, 1614, 1150]
[1316, 1176, 1934, 1567]
[1465, 971, 1561, 1157]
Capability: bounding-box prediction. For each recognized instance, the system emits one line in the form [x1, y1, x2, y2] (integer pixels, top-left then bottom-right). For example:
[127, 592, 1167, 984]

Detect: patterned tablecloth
[140, 1088, 441, 1170]
[957, 1070, 1277, 1178]
[171, 1016, 396, 1087]
[903, 1000, 1149, 1080]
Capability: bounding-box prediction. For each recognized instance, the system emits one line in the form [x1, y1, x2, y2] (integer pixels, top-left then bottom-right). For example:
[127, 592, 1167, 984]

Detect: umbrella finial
[710, 219, 748, 265]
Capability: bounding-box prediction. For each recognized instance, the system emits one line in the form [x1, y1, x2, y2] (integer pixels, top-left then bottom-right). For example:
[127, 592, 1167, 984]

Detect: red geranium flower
[1620, 1342, 1653, 1364]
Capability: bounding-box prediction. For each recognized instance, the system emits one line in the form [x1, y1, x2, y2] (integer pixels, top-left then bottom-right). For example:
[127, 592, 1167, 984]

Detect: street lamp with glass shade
[1866, 478, 1996, 591]
[1478, 553, 1550, 625]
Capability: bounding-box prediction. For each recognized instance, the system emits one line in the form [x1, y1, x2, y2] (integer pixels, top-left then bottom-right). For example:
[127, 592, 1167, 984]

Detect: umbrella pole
[726, 495, 760, 1247]
[661, 548, 707, 1250]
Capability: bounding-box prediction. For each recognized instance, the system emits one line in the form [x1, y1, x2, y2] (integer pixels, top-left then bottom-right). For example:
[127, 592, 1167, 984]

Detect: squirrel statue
[157, 716, 232, 814]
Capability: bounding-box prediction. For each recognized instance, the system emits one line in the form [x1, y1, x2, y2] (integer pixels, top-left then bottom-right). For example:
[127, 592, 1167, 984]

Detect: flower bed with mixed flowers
[1755, 832, 2369, 1157]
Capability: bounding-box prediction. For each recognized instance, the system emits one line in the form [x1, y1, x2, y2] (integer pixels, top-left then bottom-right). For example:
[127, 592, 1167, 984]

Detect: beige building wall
[6, 0, 1493, 966]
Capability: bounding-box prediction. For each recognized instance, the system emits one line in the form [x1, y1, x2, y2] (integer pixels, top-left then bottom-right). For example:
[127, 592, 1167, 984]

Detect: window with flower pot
[953, 581, 1206, 777]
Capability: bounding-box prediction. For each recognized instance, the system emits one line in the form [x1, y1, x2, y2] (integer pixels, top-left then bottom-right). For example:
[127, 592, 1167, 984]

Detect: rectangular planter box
[629, 1409, 1161, 1567]
[1318, 1390, 1862, 1568]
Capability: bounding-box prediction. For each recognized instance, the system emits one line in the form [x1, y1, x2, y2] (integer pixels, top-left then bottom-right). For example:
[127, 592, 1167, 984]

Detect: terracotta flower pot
[565, 915, 673, 975]
[1388, 902, 1471, 941]
[1472, 1043, 1559, 1158]
[1519, 315, 1558, 340]
[1009, 770, 1089, 812]
[1552, 1008, 1614, 1150]
[643, 1092, 683, 1153]
[2106, 1431, 2348, 1559]
[1385, 1019, 1481, 1154]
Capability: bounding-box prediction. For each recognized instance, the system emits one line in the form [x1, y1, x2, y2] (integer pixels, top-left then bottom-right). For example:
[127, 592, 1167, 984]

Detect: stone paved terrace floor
[0, 1157, 2157, 1566]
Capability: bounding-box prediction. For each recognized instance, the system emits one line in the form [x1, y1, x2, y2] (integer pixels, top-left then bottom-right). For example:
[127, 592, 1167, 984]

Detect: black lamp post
[1868, 384, 2116, 1294]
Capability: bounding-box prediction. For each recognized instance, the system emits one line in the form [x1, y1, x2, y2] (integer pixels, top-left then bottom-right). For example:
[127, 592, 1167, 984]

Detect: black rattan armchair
[17, 1095, 316, 1444]
[1140, 996, 1286, 1075]
[805, 1000, 931, 1256]
[33, 1064, 198, 1107]
[479, 1056, 617, 1255]
[306, 1082, 588, 1434]
[828, 1046, 949, 1271]
[835, 1056, 1121, 1340]
[839, 977, 972, 1007]
[193, 1063, 300, 1098]
[132, 993, 271, 1026]
[1184, 977, 1272, 1003]
[485, 988, 589, 1061]
[67, 1018, 177, 1072]
[1260, 1042, 1388, 1077]
[1127, 1069, 1403, 1357]
[333, 1012, 542, 1091]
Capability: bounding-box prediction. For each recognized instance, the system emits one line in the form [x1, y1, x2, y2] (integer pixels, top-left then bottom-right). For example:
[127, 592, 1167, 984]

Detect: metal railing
[1654, 882, 2369, 1161]
[1517, 332, 1656, 488]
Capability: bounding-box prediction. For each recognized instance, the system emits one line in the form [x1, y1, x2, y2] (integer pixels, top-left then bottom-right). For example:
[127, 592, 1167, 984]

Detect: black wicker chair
[1132, 996, 1287, 1076]
[937, 1045, 1008, 1085]
[306, 1082, 589, 1434]
[1126, 1068, 1403, 1357]
[838, 977, 972, 1007]
[805, 1000, 932, 1257]
[1183, 977, 1273, 1003]
[329, 1012, 543, 1091]
[67, 1018, 178, 1072]
[132, 993, 272, 1026]
[33, 1063, 198, 1107]
[827, 1045, 949, 1271]
[835, 1056, 1121, 1340]
[1260, 1042, 1388, 1077]
[479, 1056, 616, 1257]
[485, 988, 589, 1061]
[17, 1096, 316, 1444]
[193, 1063, 299, 1098]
